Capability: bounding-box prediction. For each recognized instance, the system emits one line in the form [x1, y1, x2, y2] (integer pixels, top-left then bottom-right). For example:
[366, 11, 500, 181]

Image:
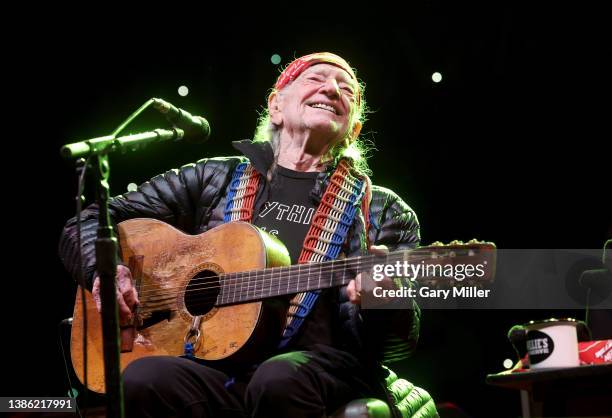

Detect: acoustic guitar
[71, 219, 495, 393]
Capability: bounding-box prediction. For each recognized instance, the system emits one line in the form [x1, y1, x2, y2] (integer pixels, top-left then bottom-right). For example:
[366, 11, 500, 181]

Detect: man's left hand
[347, 245, 395, 305]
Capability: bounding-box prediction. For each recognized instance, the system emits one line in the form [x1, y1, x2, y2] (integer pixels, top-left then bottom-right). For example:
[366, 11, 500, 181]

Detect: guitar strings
[133, 250, 440, 297]
[133, 248, 487, 297]
[125, 251, 491, 314]
[134, 251, 488, 299]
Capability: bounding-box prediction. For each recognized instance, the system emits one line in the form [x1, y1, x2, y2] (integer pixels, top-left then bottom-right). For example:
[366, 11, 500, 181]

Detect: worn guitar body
[71, 220, 291, 393]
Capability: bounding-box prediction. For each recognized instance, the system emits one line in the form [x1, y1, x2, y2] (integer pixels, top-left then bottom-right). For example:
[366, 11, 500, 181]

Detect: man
[60, 52, 427, 418]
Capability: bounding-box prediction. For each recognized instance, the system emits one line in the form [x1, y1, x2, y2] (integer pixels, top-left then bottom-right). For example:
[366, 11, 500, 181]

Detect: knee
[246, 352, 312, 402]
[122, 356, 180, 403]
[123, 357, 230, 417]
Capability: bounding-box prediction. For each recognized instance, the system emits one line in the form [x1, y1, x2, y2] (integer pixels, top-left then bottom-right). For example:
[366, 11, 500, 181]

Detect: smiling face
[269, 63, 361, 148]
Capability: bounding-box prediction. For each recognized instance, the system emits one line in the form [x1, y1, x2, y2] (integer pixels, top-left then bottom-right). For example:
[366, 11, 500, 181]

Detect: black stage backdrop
[5, 6, 610, 418]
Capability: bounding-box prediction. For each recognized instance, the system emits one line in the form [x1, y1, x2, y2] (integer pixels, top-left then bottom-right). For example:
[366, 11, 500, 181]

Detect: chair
[330, 398, 392, 418]
[328, 366, 439, 417]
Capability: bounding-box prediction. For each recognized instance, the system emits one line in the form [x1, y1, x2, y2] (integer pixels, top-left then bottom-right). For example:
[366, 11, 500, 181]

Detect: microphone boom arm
[61, 128, 184, 159]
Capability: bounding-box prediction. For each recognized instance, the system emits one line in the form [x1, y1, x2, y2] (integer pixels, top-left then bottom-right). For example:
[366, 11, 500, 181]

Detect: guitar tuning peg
[468, 238, 480, 244]
[430, 241, 444, 247]
[449, 240, 463, 246]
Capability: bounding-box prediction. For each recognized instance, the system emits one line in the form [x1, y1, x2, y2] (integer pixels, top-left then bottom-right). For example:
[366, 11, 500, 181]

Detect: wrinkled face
[270, 63, 360, 143]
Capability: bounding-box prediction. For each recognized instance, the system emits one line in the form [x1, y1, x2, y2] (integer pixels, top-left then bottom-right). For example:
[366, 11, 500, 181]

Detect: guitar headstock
[414, 239, 497, 286]
[424, 239, 497, 250]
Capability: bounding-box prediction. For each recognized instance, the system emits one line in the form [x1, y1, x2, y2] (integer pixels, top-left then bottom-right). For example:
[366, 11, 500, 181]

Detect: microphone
[152, 98, 211, 144]
[61, 99, 212, 159]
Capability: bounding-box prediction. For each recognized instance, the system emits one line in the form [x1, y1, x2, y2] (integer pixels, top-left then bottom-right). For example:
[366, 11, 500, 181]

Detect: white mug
[525, 318, 580, 369]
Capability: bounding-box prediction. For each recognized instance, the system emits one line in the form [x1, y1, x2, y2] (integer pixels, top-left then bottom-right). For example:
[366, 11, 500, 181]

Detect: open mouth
[309, 103, 338, 114]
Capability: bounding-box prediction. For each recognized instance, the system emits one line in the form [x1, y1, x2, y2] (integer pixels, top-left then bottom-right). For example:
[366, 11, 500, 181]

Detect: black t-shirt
[254, 165, 318, 263]
[253, 165, 340, 350]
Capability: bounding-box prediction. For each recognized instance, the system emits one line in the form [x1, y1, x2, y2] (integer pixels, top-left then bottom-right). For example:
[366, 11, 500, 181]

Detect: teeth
[310, 103, 336, 114]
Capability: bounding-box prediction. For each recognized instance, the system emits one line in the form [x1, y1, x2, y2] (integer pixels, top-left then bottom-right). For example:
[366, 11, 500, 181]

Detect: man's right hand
[92, 264, 140, 326]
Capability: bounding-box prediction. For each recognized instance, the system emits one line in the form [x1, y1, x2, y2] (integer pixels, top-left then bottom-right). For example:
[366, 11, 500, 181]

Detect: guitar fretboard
[215, 250, 415, 305]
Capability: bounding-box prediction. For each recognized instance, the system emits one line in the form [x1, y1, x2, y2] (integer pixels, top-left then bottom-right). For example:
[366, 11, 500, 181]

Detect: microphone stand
[62, 99, 187, 418]
[92, 151, 124, 418]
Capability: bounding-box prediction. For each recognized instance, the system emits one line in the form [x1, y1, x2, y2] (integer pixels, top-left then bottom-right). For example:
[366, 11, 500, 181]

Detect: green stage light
[178, 85, 189, 96]
[271, 54, 282, 65]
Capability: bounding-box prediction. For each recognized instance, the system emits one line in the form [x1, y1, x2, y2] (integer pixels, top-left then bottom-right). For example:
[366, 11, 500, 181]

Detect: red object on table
[579, 339, 612, 365]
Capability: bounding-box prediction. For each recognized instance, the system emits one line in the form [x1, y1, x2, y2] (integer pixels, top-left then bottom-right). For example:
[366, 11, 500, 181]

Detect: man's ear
[268, 92, 282, 125]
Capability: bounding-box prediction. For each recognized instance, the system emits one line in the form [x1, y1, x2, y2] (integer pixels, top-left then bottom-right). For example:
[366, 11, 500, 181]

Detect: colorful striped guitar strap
[223, 159, 371, 348]
[223, 162, 261, 222]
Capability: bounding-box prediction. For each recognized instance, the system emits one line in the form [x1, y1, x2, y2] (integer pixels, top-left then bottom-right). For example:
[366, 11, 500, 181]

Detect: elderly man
[60, 52, 425, 418]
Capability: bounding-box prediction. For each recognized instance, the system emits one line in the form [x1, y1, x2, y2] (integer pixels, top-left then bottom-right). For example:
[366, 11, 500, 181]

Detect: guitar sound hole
[184, 270, 220, 316]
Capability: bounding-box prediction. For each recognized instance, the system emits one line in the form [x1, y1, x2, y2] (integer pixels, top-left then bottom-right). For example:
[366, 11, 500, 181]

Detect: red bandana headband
[274, 52, 361, 106]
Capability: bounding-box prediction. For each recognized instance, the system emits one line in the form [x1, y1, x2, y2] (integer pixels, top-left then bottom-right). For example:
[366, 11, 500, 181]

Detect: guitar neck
[215, 250, 409, 306]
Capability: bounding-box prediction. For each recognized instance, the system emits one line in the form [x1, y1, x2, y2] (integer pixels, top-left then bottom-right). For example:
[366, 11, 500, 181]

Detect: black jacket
[59, 139, 421, 366]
